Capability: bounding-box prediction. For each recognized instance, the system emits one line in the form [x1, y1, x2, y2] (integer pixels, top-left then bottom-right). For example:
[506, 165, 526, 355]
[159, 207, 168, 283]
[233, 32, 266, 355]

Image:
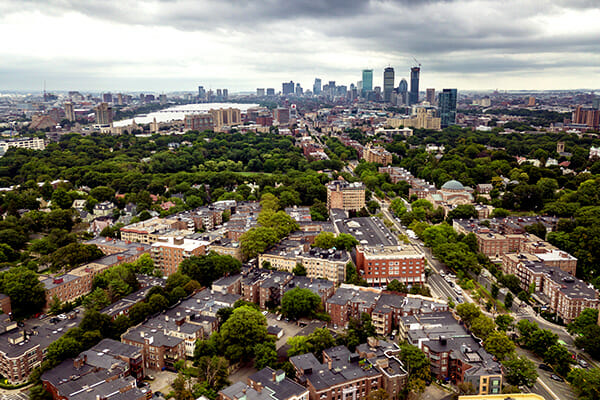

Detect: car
[578, 359, 589, 368]
[550, 374, 564, 382]
[262, 311, 268, 316]
[146, 375, 155, 381]
[454, 287, 463, 295]
[276, 314, 282, 321]
[57, 314, 67, 320]
[456, 297, 464, 304]
[444, 276, 452, 283]
[439, 271, 446, 277]
[539, 364, 553, 372]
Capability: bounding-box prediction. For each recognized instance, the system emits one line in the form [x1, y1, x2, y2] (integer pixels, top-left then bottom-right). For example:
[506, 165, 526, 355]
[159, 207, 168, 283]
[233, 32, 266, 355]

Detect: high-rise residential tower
[362, 69, 373, 96]
[426, 88, 436, 105]
[64, 102, 75, 122]
[282, 81, 294, 95]
[438, 89, 458, 128]
[313, 78, 322, 95]
[95, 102, 112, 125]
[409, 67, 420, 105]
[383, 67, 395, 103]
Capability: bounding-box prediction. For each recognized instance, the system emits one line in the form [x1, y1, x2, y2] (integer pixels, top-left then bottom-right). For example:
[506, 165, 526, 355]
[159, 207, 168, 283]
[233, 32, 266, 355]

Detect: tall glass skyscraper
[438, 88, 458, 128]
[362, 69, 373, 96]
[409, 67, 420, 105]
[313, 78, 322, 95]
[383, 67, 395, 103]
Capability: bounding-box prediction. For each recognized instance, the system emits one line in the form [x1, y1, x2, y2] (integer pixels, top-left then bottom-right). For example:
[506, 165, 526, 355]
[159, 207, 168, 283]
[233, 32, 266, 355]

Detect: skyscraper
[198, 86, 206, 100]
[64, 102, 75, 122]
[313, 78, 322, 95]
[95, 102, 112, 125]
[426, 88, 436, 105]
[282, 81, 294, 95]
[398, 79, 408, 105]
[383, 67, 395, 103]
[438, 89, 457, 128]
[409, 67, 420, 105]
[362, 69, 373, 96]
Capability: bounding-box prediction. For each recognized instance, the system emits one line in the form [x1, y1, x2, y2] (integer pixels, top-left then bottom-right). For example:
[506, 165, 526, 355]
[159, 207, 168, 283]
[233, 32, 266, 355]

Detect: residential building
[398, 107, 441, 130]
[150, 236, 208, 276]
[409, 67, 420, 105]
[95, 102, 112, 125]
[326, 180, 366, 212]
[208, 238, 243, 261]
[326, 285, 381, 328]
[93, 201, 116, 217]
[371, 293, 448, 336]
[121, 325, 185, 372]
[221, 367, 308, 400]
[438, 89, 458, 128]
[64, 102, 75, 121]
[363, 144, 393, 166]
[120, 217, 193, 244]
[571, 105, 600, 130]
[0, 137, 46, 153]
[209, 108, 241, 128]
[274, 107, 290, 125]
[426, 88, 436, 105]
[184, 113, 214, 131]
[355, 244, 425, 285]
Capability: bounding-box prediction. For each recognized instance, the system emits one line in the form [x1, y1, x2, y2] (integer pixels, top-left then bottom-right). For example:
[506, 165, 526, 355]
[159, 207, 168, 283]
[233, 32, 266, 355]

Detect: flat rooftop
[335, 216, 398, 246]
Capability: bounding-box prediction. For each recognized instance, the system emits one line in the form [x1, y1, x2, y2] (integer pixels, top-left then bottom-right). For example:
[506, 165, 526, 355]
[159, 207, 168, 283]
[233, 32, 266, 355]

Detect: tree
[470, 315, 496, 339]
[495, 314, 514, 332]
[502, 355, 538, 387]
[240, 226, 279, 259]
[484, 331, 515, 361]
[196, 355, 229, 389]
[254, 342, 278, 370]
[491, 283, 499, 299]
[281, 288, 321, 320]
[148, 293, 169, 313]
[544, 344, 571, 376]
[0, 267, 46, 318]
[313, 231, 336, 249]
[293, 263, 307, 276]
[260, 193, 280, 213]
[500, 274, 521, 293]
[219, 306, 268, 362]
[568, 308, 599, 335]
[504, 291, 514, 309]
[529, 329, 558, 356]
[345, 262, 367, 286]
[456, 303, 482, 326]
[387, 279, 407, 293]
[29, 384, 52, 400]
[567, 367, 600, 400]
[367, 389, 388, 400]
[179, 253, 242, 287]
[398, 343, 430, 398]
[446, 204, 478, 221]
[48, 295, 63, 315]
[172, 373, 193, 400]
[575, 324, 600, 360]
[83, 288, 111, 311]
[334, 233, 359, 251]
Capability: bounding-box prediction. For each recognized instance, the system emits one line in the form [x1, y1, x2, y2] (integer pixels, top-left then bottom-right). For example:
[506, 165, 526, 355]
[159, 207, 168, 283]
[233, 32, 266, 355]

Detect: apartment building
[121, 325, 186, 372]
[0, 136, 46, 152]
[356, 244, 425, 285]
[150, 236, 208, 276]
[326, 180, 366, 212]
[363, 144, 393, 166]
[208, 238, 243, 261]
[325, 285, 381, 328]
[42, 246, 149, 308]
[184, 113, 214, 131]
[120, 217, 193, 244]
[85, 238, 151, 256]
[401, 311, 503, 395]
[221, 367, 309, 400]
[290, 345, 388, 400]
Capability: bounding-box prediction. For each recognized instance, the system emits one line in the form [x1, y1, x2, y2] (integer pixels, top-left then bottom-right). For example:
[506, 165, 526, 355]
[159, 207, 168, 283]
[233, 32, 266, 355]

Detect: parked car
[578, 359, 589, 368]
[550, 374, 564, 382]
[539, 364, 553, 372]
[439, 271, 446, 277]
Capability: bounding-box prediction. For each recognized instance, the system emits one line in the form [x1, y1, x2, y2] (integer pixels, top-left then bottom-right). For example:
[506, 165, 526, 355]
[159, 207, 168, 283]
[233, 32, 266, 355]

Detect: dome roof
[441, 180, 465, 191]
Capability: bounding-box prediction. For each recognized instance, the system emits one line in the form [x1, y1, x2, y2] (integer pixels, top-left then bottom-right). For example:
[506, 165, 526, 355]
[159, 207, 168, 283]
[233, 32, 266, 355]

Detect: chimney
[140, 331, 144, 338]
[272, 371, 277, 382]
[328, 360, 332, 370]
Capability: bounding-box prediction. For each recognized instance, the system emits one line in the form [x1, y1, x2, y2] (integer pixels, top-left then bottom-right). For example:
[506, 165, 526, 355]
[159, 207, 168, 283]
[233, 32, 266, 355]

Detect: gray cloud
[1, 0, 600, 90]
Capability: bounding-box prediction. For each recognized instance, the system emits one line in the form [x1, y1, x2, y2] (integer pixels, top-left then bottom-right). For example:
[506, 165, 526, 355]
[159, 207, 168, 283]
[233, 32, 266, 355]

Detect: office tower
[223, 89, 228, 100]
[409, 67, 420, 105]
[383, 67, 395, 102]
[216, 89, 222, 100]
[426, 88, 436, 105]
[295, 83, 303, 95]
[102, 93, 113, 103]
[116, 93, 123, 105]
[313, 78, 322, 95]
[64, 102, 75, 122]
[362, 69, 373, 97]
[282, 81, 294, 95]
[257, 88, 265, 97]
[266, 88, 275, 96]
[159, 94, 167, 105]
[95, 102, 112, 125]
[527, 96, 535, 106]
[198, 86, 206, 99]
[593, 97, 600, 110]
[438, 89, 457, 128]
[398, 79, 408, 105]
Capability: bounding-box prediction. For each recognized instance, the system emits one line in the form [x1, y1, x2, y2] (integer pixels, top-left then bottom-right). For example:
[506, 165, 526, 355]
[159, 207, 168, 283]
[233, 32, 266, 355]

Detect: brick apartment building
[363, 144, 393, 166]
[326, 180, 366, 212]
[121, 325, 186, 372]
[355, 244, 425, 285]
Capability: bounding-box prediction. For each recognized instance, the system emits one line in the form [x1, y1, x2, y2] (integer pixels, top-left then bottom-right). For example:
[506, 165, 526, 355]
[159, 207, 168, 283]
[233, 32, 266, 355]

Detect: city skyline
[2, 0, 600, 91]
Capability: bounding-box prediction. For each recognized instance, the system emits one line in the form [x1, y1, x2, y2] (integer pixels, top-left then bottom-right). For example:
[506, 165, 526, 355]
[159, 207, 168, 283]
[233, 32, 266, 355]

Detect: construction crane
[412, 57, 421, 68]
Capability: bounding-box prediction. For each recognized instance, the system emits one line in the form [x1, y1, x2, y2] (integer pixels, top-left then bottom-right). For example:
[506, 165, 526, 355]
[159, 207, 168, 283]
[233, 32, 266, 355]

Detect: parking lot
[265, 313, 305, 349]
[146, 369, 177, 395]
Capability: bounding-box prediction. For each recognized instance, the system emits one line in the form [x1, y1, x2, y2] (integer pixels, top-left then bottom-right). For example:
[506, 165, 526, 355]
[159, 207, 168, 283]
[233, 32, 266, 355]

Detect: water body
[113, 102, 259, 127]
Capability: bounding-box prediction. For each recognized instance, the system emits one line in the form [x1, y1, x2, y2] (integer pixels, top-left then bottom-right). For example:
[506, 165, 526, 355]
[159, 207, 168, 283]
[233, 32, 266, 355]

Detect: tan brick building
[326, 180, 365, 212]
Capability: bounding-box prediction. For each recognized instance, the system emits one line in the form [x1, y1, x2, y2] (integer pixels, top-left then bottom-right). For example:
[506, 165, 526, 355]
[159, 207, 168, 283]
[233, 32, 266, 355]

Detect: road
[515, 347, 577, 400]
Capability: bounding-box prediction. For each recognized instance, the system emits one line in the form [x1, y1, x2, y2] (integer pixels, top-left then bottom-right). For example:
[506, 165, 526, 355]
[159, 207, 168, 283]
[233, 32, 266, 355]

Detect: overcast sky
[1, 0, 600, 93]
